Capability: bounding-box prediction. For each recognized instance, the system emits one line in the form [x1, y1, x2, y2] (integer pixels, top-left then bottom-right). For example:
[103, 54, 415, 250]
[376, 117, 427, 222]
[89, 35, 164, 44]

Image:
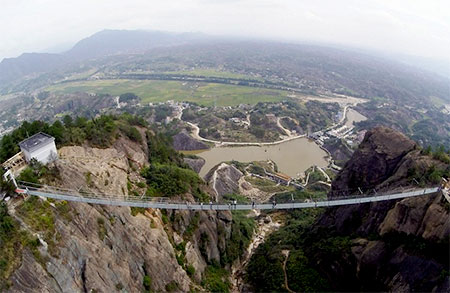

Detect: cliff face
[9, 204, 192, 292]
[330, 126, 416, 198]
[6, 134, 232, 292]
[205, 163, 243, 200]
[315, 126, 449, 292]
[172, 131, 209, 151]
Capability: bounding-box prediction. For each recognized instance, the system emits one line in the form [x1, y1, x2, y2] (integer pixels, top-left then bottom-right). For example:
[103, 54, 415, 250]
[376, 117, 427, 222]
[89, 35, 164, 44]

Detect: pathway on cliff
[281, 250, 294, 293]
[277, 117, 293, 137]
[211, 163, 228, 201]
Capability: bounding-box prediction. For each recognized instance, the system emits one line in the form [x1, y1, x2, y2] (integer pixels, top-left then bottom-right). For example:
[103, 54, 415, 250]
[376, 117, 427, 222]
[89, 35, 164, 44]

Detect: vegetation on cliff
[246, 190, 330, 292]
[0, 113, 146, 163]
[246, 127, 449, 292]
[142, 132, 210, 201]
[0, 202, 44, 290]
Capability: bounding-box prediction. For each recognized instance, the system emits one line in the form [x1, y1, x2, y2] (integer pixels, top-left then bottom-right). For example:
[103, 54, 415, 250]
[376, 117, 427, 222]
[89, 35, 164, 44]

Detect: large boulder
[172, 131, 209, 151]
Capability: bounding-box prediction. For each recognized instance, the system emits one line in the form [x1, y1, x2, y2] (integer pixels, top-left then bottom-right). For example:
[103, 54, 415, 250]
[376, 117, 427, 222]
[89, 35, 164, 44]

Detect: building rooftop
[19, 132, 55, 152]
[274, 172, 291, 181]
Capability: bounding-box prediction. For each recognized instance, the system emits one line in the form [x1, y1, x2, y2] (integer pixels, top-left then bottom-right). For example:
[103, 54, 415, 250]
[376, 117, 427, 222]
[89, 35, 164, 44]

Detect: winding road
[186, 121, 306, 147]
[185, 105, 350, 147]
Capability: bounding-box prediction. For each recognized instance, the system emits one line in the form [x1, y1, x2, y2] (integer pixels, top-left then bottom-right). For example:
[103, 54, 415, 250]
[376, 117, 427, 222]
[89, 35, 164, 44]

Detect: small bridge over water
[12, 180, 448, 211]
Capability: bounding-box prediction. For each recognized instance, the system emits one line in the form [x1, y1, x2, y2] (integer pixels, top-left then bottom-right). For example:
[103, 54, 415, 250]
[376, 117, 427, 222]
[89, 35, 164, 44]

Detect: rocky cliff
[245, 126, 449, 292]
[4, 132, 233, 292]
[205, 163, 243, 200]
[314, 126, 450, 292]
[172, 131, 209, 151]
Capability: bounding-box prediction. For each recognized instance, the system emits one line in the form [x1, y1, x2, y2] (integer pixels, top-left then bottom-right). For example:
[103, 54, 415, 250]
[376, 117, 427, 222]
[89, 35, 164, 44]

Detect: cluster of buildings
[229, 117, 250, 128]
[265, 171, 292, 185]
[327, 125, 353, 138]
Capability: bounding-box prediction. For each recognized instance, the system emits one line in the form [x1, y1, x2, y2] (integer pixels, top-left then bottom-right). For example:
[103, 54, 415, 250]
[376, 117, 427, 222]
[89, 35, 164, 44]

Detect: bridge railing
[17, 181, 201, 205]
[16, 180, 441, 208]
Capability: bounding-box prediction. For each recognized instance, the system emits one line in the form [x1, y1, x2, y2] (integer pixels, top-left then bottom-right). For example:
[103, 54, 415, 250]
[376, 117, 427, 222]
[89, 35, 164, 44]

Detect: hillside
[117, 42, 449, 104]
[65, 29, 207, 61]
[0, 115, 256, 292]
[0, 53, 66, 84]
[246, 126, 449, 292]
[1, 30, 448, 150]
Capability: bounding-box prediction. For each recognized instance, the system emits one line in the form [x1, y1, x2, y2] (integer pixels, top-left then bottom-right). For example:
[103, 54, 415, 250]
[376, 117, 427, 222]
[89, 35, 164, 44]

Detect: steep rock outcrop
[7, 137, 232, 292]
[313, 126, 449, 292]
[183, 157, 205, 174]
[205, 163, 243, 199]
[172, 131, 209, 151]
[330, 126, 416, 198]
[9, 202, 192, 292]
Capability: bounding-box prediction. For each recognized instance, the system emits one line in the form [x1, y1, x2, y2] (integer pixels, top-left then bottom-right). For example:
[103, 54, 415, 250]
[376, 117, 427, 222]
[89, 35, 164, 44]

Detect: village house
[266, 172, 292, 185]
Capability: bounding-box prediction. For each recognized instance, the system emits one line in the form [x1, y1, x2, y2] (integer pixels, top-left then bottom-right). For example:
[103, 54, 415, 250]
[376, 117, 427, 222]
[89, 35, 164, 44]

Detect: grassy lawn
[46, 79, 287, 107]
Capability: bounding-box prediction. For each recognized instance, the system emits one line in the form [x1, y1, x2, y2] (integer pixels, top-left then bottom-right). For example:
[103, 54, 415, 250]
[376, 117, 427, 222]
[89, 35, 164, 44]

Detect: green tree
[62, 115, 73, 128]
[48, 120, 66, 144]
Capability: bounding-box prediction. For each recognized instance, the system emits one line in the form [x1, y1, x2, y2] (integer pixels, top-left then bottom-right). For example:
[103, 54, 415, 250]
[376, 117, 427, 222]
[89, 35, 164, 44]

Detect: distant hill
[65, 29, 208, 60]
[0, 52, 66, 83]
[0, 30, 208, 84]
[0, 29, 448, 105]
[116, 41, 450, 104]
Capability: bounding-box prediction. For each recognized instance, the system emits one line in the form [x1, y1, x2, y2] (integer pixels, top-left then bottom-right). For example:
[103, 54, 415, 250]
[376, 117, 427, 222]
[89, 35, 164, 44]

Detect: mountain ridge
[0, 29, 208, 84]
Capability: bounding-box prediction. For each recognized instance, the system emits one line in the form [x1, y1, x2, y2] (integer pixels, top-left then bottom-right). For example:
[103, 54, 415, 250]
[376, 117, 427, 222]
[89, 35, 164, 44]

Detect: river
[186, 137, 329, 178]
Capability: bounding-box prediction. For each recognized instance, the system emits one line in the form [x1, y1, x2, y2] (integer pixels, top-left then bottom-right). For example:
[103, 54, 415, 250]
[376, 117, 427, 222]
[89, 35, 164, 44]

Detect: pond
[186, 137, 329, 178]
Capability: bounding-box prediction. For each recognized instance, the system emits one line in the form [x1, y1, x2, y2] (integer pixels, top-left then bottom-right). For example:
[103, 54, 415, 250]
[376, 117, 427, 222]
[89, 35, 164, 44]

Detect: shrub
[97, 217, 107, 241]
[143, 275, 152, 291]
[119, 93, 138, 103]
[165, 281, 178, 292]
[186, 265, 195, 277]
[202, 264, 231, 293]
[130, 207, 146, 216]
[136, 182, 146, 188]
[141, 164, 204, 199]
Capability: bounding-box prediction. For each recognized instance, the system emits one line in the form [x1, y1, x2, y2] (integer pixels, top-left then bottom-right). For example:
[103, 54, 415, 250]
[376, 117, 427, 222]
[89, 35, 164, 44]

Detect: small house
[19, 132, 58, 164]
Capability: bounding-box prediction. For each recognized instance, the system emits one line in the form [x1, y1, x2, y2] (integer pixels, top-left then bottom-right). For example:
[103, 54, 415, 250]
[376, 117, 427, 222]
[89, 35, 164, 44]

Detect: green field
[46, 79, 287, 107]
[162, 69, 264, 81]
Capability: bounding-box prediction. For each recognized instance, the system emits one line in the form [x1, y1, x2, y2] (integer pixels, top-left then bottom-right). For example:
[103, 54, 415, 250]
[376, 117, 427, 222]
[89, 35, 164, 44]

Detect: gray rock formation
[172, 131, 209, 151]
[205, 163, 243, 199]
[183, 157, 205, 174]
[313, 126, 450, 292]
[6, 137, 232, 292]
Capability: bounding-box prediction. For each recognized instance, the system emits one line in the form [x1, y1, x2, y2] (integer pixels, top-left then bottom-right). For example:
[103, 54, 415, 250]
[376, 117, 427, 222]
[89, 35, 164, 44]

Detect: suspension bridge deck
[15, 182, 440, 211]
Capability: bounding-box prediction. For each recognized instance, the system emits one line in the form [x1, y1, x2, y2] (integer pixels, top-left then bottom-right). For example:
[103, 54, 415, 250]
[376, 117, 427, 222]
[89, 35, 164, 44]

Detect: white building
[19, 132, 58, 164]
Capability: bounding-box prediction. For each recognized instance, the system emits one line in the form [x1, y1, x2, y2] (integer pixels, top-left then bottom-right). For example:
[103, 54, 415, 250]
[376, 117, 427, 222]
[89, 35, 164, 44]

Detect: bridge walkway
[15, 181, 440, 211]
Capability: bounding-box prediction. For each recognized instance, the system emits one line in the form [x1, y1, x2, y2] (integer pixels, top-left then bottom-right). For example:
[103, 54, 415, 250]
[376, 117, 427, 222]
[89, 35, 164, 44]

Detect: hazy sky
[1, 0, 449, 61]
